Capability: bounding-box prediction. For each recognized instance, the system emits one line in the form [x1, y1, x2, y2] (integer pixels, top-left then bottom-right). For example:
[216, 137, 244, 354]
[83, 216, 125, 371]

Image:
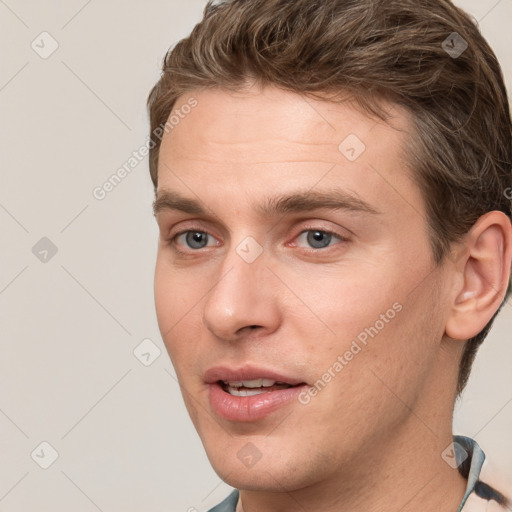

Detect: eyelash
[167, 225, 350, 256]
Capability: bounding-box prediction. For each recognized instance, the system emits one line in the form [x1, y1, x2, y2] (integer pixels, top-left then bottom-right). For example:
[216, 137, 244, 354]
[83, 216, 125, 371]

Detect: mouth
[205, 366, 308, 422]
[219, 379, 301, 396]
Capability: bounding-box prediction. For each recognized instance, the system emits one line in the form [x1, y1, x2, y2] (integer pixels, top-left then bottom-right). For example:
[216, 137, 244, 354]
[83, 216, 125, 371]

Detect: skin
[153, 84, 512, 512]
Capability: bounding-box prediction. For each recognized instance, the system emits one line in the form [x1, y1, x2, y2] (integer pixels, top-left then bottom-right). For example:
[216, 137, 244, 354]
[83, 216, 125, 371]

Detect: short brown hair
[147, 0, 512, 395]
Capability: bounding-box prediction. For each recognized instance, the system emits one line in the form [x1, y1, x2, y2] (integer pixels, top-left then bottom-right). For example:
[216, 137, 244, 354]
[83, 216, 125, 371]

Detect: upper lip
[204, 365, 306, 386]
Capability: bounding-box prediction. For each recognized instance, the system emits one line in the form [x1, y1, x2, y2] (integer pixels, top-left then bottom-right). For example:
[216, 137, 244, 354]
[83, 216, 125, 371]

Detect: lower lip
[208, 382, 307, 422]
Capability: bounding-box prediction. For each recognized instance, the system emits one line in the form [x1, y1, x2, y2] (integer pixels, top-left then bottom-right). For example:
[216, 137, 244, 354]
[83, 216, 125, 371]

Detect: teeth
[221, 379, 295, 396]
[224, 379, 276, 388]
[227, 388, 271, 397]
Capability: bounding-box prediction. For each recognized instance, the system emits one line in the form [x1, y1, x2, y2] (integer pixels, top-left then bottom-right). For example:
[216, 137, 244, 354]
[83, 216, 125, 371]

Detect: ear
[445, 211, 512, 341]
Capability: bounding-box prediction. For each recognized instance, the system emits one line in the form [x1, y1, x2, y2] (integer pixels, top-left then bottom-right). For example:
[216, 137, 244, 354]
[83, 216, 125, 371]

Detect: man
[147, 0, 512, 510]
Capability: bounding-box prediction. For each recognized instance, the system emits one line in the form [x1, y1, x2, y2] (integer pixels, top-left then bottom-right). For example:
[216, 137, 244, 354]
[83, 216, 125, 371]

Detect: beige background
[0, 1, 511, 510]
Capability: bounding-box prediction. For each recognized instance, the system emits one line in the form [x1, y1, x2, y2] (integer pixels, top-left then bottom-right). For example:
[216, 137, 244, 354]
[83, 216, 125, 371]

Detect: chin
[203, 440, 314, 492]
[214, 462, 301, 492]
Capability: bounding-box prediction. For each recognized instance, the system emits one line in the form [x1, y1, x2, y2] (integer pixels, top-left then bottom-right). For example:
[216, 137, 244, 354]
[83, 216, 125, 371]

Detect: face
[153, 85, 453, 492]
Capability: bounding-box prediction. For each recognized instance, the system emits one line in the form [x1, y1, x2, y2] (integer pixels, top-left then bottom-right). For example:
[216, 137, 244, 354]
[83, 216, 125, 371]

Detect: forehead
[156, 85, 423, 222]
[162, 85, 410, 161]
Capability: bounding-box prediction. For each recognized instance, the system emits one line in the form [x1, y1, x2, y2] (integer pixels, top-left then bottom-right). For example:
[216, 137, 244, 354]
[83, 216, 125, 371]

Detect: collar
[454, 435, 487, 511]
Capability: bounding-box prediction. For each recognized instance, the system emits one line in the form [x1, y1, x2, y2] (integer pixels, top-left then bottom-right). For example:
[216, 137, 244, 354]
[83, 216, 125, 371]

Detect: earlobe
[445, 211, 512, 341]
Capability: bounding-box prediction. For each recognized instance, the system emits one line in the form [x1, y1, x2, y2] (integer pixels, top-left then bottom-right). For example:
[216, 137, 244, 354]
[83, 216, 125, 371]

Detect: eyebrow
[153, 189, 380, 217]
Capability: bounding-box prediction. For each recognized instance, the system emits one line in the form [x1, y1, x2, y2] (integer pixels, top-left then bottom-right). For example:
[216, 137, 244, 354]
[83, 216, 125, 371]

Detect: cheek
[294, 260, 437, 392]
[154, 260, 188, 364]
[154, 263, 174, 333]
[154, 256, 196, 330]
[341, 276, 444, 401]
[154, 257, 208, 371]
[297, 296, 438, 452]
[299, 274, 401, 350]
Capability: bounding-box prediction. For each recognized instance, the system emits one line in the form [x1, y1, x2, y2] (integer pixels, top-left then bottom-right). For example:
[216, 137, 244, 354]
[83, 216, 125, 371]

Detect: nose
[202, 244, 281, 342]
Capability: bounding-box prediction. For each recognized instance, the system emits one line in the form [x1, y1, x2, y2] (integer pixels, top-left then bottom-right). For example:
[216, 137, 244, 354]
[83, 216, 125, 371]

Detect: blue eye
[176, 231, 212, 249]
[297, 230, 344, 249]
